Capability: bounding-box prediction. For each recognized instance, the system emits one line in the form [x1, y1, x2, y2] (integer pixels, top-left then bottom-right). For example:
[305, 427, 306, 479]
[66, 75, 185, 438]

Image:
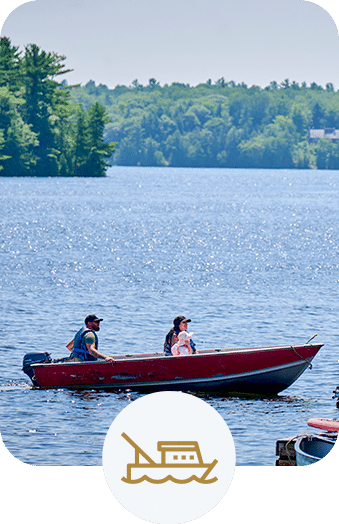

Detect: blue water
[0, 166, 338, 465]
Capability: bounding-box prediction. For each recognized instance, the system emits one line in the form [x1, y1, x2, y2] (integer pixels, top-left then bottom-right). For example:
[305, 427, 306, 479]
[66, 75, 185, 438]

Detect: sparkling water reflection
[0, 167, 338, 465]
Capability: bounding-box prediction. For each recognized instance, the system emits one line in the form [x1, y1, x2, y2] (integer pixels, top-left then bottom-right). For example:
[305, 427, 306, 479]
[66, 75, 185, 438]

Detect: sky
[0, 0, 339, 89]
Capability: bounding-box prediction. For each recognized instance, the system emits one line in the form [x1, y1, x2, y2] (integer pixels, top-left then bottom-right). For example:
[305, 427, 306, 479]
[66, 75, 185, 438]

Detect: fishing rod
[306, 333, 317, 344]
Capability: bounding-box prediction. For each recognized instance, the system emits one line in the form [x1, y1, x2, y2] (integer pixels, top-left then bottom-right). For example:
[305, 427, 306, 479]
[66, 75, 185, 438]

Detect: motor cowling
[22, 352, 52, 385]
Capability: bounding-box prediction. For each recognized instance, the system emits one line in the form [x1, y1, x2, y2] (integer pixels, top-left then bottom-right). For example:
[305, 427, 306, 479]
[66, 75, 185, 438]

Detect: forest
[2, 37, 339, 175]
[0, 38, 116, 177]
[71, 77, 339, 170]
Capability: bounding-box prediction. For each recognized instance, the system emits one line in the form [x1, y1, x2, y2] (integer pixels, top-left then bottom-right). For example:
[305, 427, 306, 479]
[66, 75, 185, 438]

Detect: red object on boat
[307, 418, 339, 432]
[27, 343, 323, 394]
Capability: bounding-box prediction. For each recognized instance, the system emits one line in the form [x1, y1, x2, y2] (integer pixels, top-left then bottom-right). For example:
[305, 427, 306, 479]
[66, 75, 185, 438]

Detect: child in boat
[171, 331, 194, 356]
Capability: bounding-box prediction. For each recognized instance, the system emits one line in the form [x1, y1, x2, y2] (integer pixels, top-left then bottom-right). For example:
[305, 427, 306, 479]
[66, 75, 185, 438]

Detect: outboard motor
[22, 352, 52, 385]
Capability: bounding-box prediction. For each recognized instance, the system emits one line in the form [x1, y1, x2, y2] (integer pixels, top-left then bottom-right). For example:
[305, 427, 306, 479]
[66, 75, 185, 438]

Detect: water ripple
[0, 167, 338, 465]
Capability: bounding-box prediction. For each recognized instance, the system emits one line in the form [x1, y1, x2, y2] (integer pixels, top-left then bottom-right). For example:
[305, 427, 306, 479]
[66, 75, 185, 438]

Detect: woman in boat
[164, 316, 196, 356]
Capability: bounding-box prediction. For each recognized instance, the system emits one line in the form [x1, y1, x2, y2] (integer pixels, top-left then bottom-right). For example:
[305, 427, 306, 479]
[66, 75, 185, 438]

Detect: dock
[275, 437, 297, 466]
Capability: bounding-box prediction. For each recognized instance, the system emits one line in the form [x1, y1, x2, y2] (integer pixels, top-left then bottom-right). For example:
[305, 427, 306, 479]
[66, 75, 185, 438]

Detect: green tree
[21, 44, 72, 175]
[148, 78, 160, 90]
[239, 116, 297, 168]
[164, 129, 187, 166]
[225, 126, 246, 167]
[0, 86, 38, 175]
[83, 102, 117, 176]
[0, 37, 21, 92]
[292, 141, 315, 169]
[0, 39, 117, 177]
[315, 138, 339, 169]
[112, 119, 144, 166]
[72, 105, 90, 176]
[0, 129, 7, 170]
[311, 102, 325, 129]
[72, 74, 339, 170]
[290, 103, 311, 139]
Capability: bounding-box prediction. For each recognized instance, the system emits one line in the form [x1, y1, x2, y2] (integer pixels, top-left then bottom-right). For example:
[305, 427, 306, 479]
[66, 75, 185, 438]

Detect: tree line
[71, 76, 339, 170]
[0, 38, 116, 177]
[2, 36, 339, 174]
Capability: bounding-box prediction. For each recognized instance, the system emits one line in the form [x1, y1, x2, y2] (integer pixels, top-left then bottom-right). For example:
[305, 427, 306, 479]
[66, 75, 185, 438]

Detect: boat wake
[121, 475, 218, 484]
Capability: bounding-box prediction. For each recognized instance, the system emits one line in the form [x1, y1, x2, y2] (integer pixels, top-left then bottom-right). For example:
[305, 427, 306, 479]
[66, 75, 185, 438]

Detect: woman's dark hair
[164, 326, 179, 347]
[164, 316, 190, 348]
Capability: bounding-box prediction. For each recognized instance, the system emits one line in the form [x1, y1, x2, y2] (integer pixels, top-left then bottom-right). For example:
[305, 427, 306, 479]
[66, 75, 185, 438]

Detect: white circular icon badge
[102, 391, 236, 524]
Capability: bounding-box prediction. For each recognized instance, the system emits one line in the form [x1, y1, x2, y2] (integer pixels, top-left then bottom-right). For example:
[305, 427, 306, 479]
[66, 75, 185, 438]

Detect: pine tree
[0, 86, 38, 175]
[21, 44, 72, 176]
[0, 39, 116, 176]
[0, 37, 21, 92]
[73, 105, 90, 176]
[84, 102, 116, 176]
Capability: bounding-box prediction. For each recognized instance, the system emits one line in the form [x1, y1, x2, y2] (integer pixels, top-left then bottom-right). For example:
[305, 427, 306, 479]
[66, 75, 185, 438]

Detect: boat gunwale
[295, 434, 336, 464]
[31, 343, 323, 368]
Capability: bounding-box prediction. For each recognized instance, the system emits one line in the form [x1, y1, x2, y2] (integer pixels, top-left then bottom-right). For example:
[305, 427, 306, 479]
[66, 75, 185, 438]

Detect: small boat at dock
[276, 417, 338, 466]
[22, 342, 322, 394]
[295, 434, 336, 466]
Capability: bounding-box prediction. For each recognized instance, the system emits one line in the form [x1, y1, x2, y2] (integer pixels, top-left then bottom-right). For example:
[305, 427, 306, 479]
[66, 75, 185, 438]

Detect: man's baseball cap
[85, 314, 103, 324]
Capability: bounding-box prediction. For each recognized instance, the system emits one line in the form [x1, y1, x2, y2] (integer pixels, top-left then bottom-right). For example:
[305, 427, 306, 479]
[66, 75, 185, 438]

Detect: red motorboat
[22, 342, 322, 395]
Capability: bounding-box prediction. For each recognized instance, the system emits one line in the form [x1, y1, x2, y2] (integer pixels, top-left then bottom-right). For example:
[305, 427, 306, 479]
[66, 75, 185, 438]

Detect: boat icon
[121, 432, 218, 484]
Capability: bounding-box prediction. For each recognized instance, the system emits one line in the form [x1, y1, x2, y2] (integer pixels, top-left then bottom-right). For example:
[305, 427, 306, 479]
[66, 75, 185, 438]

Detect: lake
[0, 166, 338, 465]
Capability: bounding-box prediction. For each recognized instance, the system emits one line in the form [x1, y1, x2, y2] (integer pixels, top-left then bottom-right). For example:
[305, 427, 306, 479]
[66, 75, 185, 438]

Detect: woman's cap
[173, 316, 191, 326]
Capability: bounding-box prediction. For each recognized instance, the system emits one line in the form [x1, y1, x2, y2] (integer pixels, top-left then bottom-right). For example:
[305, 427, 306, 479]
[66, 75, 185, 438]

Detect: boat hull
[28, 343, 322, 394]
[295, 435, 336, 466]
[307, 418, 339, 432]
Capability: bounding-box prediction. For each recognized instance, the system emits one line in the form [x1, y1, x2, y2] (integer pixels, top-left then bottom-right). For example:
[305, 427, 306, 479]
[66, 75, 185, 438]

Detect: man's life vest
[72, 327, 98, 361]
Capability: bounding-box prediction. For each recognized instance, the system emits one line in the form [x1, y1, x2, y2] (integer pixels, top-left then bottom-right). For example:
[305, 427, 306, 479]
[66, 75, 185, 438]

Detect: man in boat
[66, 314, 115, 363]
[164, 316, 196, 356]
